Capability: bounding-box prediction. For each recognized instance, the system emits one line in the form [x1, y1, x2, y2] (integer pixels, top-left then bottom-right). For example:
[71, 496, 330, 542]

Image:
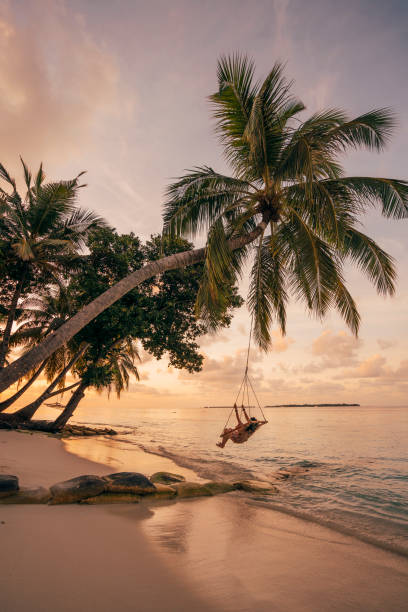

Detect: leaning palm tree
[0, 54, 407, 392]
[0, 158, 108, 368]
[4, 287, 88, 418]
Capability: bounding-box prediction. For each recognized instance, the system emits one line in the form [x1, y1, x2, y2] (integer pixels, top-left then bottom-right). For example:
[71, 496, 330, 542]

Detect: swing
[217, 318, 267, 448]
[45, 392, 65, 409]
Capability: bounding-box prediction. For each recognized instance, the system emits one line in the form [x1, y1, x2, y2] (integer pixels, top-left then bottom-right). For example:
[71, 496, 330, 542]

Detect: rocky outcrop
[233, 480, 278, 494]
[81, 493, 142, 504]
[149, 483, 177, 499]
[60, 424, 117, 438]
[103, 472, 156, 495]
[0, 474, 19, 498]
[0, 486, 50, 504]
[150, 471, 186, 485]
[170, 481, 214, 498]
[203, 481, 235, 495]
[50, 475, 106, 504]
[1, 471, 279, 505]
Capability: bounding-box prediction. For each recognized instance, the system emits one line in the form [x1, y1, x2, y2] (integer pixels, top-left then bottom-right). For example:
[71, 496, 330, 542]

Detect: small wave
[246, 498, 408, 559]
[138, 444, 256, 481]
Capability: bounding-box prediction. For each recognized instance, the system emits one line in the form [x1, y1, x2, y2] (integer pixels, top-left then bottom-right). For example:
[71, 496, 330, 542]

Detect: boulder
[233, 480, 278, 494]
[0, 475, 19, 498]
[150, 471, 186, 485]
[50, 475, 106, 504]
[149, 483, 177, 499]
[0, 486, 50, 504]
[170, 482, 214, 498]
[81, 493, 141, 505]
[103, 472, 156, 495]
[202, 481, 235, 495]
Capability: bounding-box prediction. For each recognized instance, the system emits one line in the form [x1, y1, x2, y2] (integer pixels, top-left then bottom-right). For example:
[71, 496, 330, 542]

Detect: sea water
[65, 404, 408, 555]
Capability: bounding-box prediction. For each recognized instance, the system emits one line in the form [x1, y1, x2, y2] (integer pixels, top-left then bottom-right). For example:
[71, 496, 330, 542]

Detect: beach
[1, 429, 408, 612]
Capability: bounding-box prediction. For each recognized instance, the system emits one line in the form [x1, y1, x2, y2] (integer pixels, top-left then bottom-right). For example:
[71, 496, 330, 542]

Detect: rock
[202, 481, 235, 495]
[0, 475, 19, 498]
[150, 471, 186, 485]
[233, 480, 279, 494]
[170, 482, 214, 498]
[149, 483, 177, 499]
[0, 486, 50, 504]
[103, 472, 156, 495]
[50, 475, 106, 504]
[81, 493, 141, 505]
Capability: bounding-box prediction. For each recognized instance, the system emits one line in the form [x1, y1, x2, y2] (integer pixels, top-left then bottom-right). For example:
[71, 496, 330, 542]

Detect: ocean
[62, 404, 408, 555]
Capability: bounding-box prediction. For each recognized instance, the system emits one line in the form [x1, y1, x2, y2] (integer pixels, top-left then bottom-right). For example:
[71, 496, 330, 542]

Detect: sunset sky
[1, 0, 407, 409]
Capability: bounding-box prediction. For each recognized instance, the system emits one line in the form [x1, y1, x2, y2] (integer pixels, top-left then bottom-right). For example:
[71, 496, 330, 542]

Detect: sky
[1, 0, 407, 410]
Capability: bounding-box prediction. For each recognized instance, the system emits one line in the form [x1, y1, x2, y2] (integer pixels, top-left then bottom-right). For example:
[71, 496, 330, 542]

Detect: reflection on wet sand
[138, 495, 408, 612]
[63, 435, 200, 481]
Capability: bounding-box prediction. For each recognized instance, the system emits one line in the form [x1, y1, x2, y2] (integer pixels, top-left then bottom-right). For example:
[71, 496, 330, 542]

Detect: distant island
[203, 403, 360, 408]
[265, 403, 360, 407]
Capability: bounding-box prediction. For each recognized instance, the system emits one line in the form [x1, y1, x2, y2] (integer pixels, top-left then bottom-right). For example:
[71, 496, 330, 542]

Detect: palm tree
[50, 338, 140, 431]
[0, 55, 407, 392]
[0, 286, 83, 412]
[0, 158, 108, 368]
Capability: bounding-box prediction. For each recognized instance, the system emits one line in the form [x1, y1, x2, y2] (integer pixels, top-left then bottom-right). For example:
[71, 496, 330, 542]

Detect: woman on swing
[217, 404, 267, 448]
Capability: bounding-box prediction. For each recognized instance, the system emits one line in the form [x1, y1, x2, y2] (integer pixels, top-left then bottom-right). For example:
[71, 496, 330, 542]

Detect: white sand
[1, 430, 408, 612]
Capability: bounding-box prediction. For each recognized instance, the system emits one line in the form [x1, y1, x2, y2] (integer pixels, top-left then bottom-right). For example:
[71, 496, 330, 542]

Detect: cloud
[0, 1, 121, 169]
[126, 382, 171, 396]
[271, 329, 294, 353]
[377, 339, 397, 350]
[178, 347, 264, 391]
[311, 330, 362, 368]
[337, 356, 408, 381]
[198, 332, 229, 348]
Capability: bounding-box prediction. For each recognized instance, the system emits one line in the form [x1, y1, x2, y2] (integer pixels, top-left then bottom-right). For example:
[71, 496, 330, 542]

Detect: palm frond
[248, 234, 288, 350]
[20, 157, 32, 191]
[243, 62, 302, 178]
[278, 109, 347, 181]
[282, 208, 342, 318]
[334, 279, 360, 336]
[35, 163, 45, 191]
[210, 53, 257, 174]
[0, 162, 16, 190]
[163, 167, 253, 237]
[343, 227, 396, 295]
[196, 218, 245, 327]
[330, 177, 408, 219]
[324, 108, 396, 152]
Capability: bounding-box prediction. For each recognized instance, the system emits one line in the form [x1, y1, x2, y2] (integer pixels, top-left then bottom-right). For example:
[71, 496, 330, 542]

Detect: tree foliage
[163, 54, 407, 349]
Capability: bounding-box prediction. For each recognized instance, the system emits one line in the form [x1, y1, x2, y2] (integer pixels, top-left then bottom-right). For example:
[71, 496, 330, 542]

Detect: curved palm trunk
[0, 213, 271, 393]
[0, 360, 47, 412]
[0, 272, 27, 370]
[45, 381, 81, 400]
[12, 344, 89, 421]
[50, 380, 88, 431]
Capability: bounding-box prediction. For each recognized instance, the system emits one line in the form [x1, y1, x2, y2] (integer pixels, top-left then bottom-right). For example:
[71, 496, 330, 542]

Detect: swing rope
[221, 315, 266, 431]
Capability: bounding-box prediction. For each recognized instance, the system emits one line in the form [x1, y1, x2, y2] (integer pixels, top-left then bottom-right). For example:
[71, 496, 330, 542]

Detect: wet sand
[1, 430, 408, 612]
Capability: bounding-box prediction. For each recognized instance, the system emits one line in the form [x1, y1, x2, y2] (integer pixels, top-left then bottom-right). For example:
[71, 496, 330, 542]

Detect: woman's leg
[217, 434, 230, 448]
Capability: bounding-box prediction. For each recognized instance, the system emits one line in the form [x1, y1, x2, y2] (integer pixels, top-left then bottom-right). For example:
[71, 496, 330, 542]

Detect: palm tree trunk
[0, 360, 47, 412]
[12, 344, 89, 421]
[45, 381, 81, 400]
[0, 213, 271, 393]
[50, 381, 88, 431]
[0, 272, 27, 370]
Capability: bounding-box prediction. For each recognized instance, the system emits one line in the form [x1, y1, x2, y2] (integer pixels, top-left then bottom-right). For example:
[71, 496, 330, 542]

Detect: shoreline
[2, 430, 408, 611]
[62, 429, 408, 559]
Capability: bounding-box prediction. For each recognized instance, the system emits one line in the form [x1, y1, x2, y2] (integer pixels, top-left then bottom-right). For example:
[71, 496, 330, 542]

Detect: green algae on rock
[103, 472, 156, 495]
[150, 471, 186, 485]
